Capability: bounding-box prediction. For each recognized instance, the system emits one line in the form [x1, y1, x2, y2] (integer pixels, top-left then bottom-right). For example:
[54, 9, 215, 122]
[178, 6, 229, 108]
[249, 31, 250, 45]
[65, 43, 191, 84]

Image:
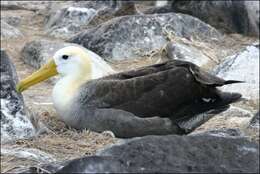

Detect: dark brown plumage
[73, 60, 242, 137]
[80, 60, 241, 118]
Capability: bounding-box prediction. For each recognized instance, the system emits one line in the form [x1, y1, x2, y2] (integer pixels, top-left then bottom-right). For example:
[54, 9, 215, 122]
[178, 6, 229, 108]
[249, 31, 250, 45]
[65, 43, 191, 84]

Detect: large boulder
[56, 134, 259, 173]
[249, 111, 259, 128]
[191, 128, 245, 138]
[21, 39, 74, 69]
[165, 41, 213, 67]
[214, 44, 259, 101]
[1, 146, 62, 173]
[21, 39, 114, 73]
[193, 104, 259, 144]
[246, 111, 259, 142]
[1, 16, 21, 27]
[1, 147, 56, 164]
[69, 13, 222, 61]
[1, 20, 23, 40]
[0, 49, 35, 143]
[44, 6, 98, 39]
[0, 1, 50, 11]
[44, 1, 139, 39]
[170, 1, 259, 36]
[193, 105, 254, 133]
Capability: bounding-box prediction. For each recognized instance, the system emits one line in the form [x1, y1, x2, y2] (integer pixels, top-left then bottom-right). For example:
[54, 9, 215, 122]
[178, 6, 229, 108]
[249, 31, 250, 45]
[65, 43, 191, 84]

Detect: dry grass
[1, 130, 116, 173]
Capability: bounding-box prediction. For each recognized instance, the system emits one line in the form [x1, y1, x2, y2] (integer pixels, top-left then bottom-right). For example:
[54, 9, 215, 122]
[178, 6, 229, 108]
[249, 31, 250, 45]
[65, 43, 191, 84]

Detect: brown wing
[104, 60, 242, 86]
[78, 60, 242, 119]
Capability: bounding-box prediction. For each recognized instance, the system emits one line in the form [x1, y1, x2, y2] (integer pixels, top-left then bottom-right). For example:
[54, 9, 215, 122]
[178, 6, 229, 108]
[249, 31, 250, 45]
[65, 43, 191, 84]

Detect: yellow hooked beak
[16, 59, 58, 93]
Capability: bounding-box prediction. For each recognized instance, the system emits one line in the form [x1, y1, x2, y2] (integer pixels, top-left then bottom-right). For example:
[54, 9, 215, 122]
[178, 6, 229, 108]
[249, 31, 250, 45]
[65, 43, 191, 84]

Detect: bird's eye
[62, 55, 69, 60]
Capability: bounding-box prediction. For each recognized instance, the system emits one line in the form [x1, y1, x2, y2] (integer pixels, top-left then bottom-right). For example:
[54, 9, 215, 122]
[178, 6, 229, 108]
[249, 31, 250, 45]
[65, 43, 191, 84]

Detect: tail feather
[224, 80, 245, 85]
[174, 91, 242, 134]
[172, 92, 242, 123]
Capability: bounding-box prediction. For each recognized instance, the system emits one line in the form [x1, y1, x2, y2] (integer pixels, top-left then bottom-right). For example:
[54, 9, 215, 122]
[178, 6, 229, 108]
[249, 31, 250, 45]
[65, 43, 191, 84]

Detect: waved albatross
[17, 46, 243, 138]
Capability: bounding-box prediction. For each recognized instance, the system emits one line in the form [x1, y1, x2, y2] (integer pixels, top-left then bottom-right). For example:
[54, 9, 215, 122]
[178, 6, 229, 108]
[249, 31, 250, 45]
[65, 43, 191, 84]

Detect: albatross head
[16, 45, 113, 93]
[55, 46, 92, 77]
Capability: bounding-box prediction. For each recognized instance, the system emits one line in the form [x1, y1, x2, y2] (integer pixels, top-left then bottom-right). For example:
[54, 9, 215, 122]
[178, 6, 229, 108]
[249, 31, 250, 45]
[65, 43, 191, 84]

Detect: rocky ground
[1, 1, 259, 173]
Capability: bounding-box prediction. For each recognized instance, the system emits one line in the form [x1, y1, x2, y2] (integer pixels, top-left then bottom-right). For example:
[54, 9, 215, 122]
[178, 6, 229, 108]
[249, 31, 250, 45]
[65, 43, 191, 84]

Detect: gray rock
[21, 39, 74, 69]
[191, 128, 244, 138]
[171, 1, 259, 36]
[45, 6, 97, 39]
[144, 5, 173, 14]
[216, 105, 253, 118]
[244, 1, 260, 36]
[1, 20, 23, 40]
[214, 44, 259, 101]
[9, 164, 63, 174]
[21, 39, 111, 72]
[193, 105, 254, 135]
[69, 13, 222, 61]
[5, 157, 65, 174]
[113, 1, 140, 16]
[44, 1, 140, 39]
[57, 135, 259, 173]
[87, 1, 141, 30]
[249, 111, 259, 128]
[71, 1, 118, 10]
[0, 1, 50, 12]
[1, 147, 56, 164]
[0, 49, 35, 143]
[165, 42, 212, 67]
[246, 111, 259, 143]
[155, 0, 171, 7]
[1, 16, 21, 27]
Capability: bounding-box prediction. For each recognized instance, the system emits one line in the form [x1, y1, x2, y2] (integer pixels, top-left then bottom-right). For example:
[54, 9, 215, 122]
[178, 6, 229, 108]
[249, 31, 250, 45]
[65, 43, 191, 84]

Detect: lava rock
[113, 1, 139, 17]
[171, 1, 259, 36]
[246, 111, 259, 143]
[0, 1, 50, 12]
[69, 13, 222, 61]
[214, 44, 259, 101]
[1, 20, 23, 40]
[21, 39, 111, 71]
[193, 105, 254, 136]
[44, 1, 140, 39]
[44, 6, 97, 39]
[57, 135, 259, 173]
[45, 1, 138, 39]
[0, 49, 35, 143]
[1, 147, 56, 164]
[249, 111, 259, 128]
[165, 42, 212, 67]
[1, 16, 21, 27]
[191, 128, 244, 138]
[144, 5, 173, 14]
[21, 39, 75, 69]
[87, 1, 140, 31]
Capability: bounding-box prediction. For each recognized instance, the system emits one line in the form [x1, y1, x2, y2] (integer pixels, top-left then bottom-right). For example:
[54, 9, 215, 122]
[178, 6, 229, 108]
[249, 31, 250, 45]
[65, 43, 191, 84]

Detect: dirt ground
[1, 5, 259, 173]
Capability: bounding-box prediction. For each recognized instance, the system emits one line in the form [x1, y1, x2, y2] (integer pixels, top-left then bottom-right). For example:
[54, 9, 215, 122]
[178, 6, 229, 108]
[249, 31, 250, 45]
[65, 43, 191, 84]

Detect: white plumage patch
[51, 46, 115, 122]
[86, 49, 115, 79]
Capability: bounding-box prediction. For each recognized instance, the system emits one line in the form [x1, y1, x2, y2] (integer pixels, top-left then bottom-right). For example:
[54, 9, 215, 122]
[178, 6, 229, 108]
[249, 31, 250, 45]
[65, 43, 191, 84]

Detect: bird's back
[77, 60, 242, 121]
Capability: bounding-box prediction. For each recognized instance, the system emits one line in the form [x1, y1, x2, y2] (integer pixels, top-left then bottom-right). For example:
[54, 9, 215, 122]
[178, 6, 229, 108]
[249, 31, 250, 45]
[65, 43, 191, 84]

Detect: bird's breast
[52, 77, 81, 122]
